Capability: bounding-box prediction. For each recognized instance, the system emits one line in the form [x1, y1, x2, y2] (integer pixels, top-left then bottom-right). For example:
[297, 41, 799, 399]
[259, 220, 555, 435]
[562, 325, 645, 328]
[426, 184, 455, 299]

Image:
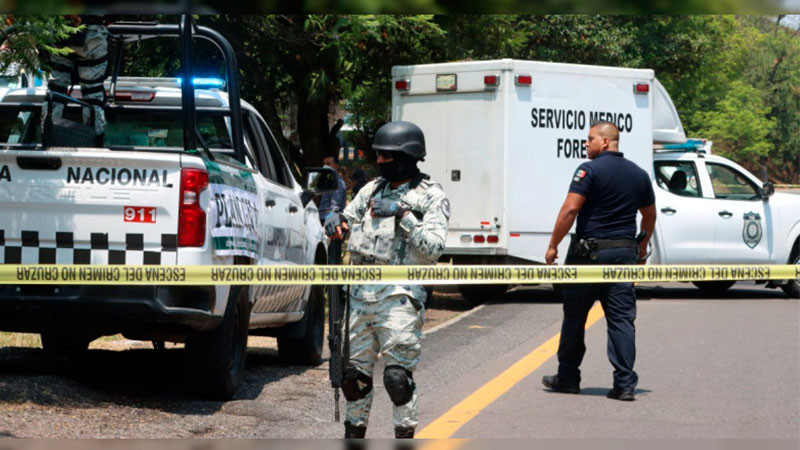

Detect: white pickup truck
[0, 20, 334, 399]
[390, 59, 800, 300]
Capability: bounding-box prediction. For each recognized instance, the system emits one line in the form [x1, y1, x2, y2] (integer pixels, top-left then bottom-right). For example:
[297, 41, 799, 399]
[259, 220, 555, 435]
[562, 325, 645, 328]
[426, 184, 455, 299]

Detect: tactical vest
[347, 174, 439, 265]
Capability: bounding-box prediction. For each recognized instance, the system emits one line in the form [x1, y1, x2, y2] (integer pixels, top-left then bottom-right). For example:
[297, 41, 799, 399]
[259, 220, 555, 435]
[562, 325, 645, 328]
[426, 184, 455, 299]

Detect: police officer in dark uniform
[542, 121, 656, 401]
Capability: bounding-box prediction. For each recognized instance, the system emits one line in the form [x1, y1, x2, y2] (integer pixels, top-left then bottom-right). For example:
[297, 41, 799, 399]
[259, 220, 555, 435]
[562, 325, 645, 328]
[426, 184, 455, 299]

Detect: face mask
[378, 158, 418, 182]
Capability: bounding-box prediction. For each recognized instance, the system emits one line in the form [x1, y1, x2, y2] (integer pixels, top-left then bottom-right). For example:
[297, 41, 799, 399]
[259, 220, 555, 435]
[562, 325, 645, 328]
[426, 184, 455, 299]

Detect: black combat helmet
[372, 121, 426, 161]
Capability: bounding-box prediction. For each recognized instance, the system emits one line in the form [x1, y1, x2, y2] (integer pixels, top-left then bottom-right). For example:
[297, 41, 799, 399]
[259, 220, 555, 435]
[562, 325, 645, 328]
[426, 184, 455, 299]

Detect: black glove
[324, 213, 346, 237]
[371, 199, 408, 219]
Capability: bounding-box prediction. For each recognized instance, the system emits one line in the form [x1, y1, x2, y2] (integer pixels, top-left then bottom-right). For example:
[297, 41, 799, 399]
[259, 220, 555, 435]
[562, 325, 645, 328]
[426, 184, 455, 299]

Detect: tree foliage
[0, 14, 797, 182]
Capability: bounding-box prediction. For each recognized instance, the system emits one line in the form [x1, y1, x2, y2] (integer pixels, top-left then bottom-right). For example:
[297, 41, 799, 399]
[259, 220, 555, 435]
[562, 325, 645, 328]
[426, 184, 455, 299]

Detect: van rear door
[393, 68, 504, 248]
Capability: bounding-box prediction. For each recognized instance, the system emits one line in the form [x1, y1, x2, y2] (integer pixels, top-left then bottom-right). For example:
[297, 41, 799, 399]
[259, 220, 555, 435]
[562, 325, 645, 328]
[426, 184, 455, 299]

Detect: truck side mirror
[302, 167, 338, 195]
[762, 181, 775, 199]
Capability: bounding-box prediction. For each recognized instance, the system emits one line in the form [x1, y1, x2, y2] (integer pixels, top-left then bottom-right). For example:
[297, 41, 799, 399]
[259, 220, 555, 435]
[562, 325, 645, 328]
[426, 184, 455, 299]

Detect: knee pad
[383, 365, 415, 406]
[342, 366, 373, 401]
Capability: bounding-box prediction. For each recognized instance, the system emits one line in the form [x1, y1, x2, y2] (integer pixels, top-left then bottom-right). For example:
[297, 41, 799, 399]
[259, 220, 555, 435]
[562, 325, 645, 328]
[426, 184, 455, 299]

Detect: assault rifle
[327, 239, 349, 422]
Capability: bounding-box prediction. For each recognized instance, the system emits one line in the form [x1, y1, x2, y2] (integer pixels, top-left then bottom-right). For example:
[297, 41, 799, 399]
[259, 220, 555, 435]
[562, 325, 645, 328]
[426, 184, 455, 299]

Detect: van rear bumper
[0, 285, 221, 338]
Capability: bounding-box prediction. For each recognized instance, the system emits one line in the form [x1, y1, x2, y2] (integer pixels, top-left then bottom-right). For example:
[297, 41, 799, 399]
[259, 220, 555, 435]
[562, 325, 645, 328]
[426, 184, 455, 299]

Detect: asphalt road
[363, 282, 799, 439]
[0, 281, 797, 440]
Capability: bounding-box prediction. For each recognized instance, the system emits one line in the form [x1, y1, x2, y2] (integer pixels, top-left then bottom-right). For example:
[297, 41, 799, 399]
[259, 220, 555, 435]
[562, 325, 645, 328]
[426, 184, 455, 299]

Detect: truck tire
[458, 284, 507, 306]
[692, 281, 736, 294]
[40, 332, 92, 355]
[781, 252, 800, 299]
[186, 286, 250, 401]
[278, 285, 324, 366]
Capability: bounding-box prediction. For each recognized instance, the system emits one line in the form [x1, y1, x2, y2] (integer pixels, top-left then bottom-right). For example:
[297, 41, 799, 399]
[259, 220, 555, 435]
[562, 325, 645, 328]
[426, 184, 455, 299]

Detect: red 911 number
[124, 206, 156, 223]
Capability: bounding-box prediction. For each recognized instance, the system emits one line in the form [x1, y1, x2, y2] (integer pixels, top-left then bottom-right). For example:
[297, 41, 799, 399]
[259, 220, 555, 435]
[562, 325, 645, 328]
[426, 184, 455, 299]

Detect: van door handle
[265, 199, 276, 208]
[718, 210, 733, 218]
[660, 207, 676, 214]
[288, 205, 298, 214]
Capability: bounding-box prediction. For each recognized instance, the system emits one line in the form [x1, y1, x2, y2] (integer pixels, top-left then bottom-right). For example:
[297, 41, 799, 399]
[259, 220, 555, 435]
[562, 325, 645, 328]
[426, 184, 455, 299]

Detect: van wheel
[278, 285, 324, 366]
[40, 333, 92, 355]
[458, 284, 507, 306]
[692, 281, 736, 294]
[781, 253, 800, 299]
[186, 286, 250, 401]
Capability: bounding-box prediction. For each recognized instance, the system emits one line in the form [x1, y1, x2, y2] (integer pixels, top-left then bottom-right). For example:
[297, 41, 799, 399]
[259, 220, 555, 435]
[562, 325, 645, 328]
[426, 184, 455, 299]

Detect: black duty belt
[589, 238, 638, 250]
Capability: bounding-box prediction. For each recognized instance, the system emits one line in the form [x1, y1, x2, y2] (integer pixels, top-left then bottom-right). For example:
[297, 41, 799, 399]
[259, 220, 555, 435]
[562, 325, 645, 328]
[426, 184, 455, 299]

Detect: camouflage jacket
[342, 175, 450, 303]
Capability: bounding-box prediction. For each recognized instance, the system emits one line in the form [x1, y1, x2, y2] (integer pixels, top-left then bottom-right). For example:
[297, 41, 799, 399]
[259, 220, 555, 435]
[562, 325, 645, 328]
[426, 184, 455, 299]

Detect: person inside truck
[542, 120, 656, 402]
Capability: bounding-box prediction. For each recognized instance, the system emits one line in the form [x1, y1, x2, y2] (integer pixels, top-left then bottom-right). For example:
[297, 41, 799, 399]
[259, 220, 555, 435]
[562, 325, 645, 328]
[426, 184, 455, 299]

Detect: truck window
[243, 112, 279, 183]
[706, 163, 760, 201]
[255, 117, 295, 188]
[654, 161, 702, 198]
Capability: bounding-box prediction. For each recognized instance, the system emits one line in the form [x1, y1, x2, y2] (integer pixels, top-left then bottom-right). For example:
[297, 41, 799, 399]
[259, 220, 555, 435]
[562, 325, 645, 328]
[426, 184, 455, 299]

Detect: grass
[0, 332, 41, 348]
[0, 332, 127, 349]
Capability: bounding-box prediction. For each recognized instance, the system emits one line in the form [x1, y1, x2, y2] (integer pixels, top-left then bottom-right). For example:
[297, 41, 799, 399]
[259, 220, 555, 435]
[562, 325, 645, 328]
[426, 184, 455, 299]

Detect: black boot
[344, 421, 367, 439]
[394, 426, 414, 439]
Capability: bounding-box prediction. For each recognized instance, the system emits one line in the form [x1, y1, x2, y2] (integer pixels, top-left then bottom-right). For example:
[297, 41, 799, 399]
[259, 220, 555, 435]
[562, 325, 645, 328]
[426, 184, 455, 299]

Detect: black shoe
[541, 375, 580, 394]
[395, 426, 414, 439]
[344, 421, 367, 438]
[606, 388, 635, 401]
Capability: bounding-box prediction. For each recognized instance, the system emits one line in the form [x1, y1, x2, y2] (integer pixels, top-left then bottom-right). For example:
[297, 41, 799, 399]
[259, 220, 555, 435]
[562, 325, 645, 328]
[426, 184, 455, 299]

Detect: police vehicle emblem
[742, 212, 762, 249]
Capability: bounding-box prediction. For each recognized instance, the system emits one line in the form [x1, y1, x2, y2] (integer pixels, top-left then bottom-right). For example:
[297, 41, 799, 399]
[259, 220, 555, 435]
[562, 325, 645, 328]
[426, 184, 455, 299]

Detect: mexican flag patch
[573, 169, 587, 182]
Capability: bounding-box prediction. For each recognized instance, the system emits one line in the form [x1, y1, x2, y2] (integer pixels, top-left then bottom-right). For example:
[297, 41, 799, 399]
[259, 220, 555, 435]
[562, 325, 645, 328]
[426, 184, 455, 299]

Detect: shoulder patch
[441, 198, 451, 220]
[572, 168, 587, 183]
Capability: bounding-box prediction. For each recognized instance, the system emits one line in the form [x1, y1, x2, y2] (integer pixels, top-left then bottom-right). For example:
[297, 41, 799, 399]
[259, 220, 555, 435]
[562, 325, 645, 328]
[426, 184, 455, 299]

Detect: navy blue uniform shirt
[568, 151, 655, 240]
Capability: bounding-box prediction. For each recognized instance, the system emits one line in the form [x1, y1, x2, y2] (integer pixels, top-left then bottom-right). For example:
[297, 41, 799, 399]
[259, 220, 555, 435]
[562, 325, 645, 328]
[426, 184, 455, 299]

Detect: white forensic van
[0, 19, 335, 399]
[390, 59, 800, 300]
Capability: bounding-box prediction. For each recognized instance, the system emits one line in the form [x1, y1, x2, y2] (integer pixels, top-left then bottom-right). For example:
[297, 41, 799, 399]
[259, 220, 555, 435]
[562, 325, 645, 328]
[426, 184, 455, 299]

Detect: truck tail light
[487, 235, 499, 244]
[515, 74, 532, 86]
[634, 83, 649, 93]
[178, 168, 208, 247]
[473, 235, 486, 244]
[395, 79, 410, 92]
[484, 75, 499, 88]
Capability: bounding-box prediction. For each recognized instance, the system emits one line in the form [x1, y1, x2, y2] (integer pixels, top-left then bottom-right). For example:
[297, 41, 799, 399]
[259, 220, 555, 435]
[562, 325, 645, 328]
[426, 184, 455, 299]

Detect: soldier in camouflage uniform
[325, 121, 450, 439]
[41, 16, 110, 141]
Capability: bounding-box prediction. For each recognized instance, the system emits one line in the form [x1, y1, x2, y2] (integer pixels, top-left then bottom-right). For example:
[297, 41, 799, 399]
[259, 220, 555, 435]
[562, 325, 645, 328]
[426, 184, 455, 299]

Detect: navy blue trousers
[558, 246, 638, 391]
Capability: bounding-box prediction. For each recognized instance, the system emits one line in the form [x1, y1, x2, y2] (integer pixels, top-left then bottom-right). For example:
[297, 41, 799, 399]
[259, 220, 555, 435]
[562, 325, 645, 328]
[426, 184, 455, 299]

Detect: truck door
[703, 162, 771, 263]
[653, 160, 716, 263]
[248, 113, 307, 313]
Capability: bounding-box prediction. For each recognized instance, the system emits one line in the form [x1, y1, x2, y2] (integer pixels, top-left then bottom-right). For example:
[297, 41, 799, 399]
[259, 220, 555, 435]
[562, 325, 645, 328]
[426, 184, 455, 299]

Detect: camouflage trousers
[345, 293, 424, 429]
[41, 25, 109, 136]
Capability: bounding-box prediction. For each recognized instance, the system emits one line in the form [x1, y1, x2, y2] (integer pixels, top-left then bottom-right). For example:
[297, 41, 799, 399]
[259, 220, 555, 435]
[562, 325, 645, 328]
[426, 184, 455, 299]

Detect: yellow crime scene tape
[1, 264, 797, 285]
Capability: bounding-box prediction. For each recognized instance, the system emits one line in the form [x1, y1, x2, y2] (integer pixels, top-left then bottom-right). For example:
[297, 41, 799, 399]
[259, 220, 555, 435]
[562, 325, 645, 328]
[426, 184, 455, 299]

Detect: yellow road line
[416, 303, 605, 439]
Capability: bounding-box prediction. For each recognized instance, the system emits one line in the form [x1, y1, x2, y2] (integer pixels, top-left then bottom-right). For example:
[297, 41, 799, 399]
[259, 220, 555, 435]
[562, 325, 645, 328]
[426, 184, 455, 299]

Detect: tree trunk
[296, 92, 331, 169]
[758, 159, 768, 183]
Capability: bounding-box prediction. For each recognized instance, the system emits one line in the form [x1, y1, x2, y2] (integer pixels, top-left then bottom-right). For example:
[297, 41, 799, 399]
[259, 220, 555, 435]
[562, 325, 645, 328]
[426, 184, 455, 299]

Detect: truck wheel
[40, 333, 92, 355]
[186, 286, 250, 401]
[278, 285, 324, 366]
[692, 281, 736, 294]
[781, 253, 800, 299]
[458, 284, 507, 306]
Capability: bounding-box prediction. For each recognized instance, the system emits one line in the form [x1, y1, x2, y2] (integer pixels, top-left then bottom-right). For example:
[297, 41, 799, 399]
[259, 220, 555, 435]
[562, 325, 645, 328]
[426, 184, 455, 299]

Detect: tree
[0, 15, 82, 75]
[693, 80, 776, 166]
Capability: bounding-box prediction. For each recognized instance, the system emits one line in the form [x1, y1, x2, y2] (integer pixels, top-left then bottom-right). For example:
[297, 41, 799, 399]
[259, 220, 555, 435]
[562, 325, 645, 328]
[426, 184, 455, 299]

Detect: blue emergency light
[660, 139, 706, 151]
[176, 77, 226, 89]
